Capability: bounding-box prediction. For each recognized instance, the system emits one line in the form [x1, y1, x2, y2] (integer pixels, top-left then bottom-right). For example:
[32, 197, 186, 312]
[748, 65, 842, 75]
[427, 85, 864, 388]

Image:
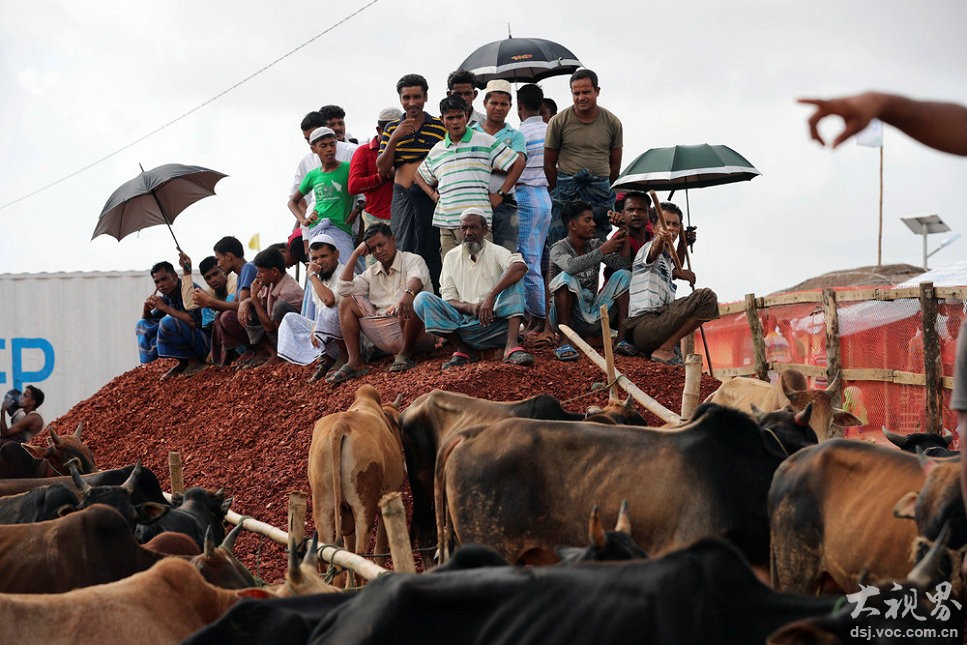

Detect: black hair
[25, 385, 44, 408]
[561, 200, 593, 229]
[397, 73, 428, 95]
[199, 256, 219, 275]
[288, 235, 308, 264]
[542, 97, 558, 115]
[363, 222, 394, 242]
[623, 192, 652, 209]
[213, 236, 244, 258]
[150, 261, 176, 276]
[447, 70, 478, 89]
[269, 242, 287, 254]
[660, 202, 683, 218]
[570, 68, 599, 88]
[319, 105, 346, 120]
[440, 95, 469, 116]
[517, 84, 544, 111]
[253, 247, 286, 272]
[300, 111, 327, 131]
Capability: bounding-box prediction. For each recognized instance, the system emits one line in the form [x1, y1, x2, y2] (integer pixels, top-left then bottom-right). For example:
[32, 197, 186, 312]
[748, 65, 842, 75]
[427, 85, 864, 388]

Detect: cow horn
[615, 499, 632, 534]
[73, 422, 83, 440]
[287, 535, 303, 582]
[588, 505, 605, 549]
[882, 427, 907, 447]
[121, 461, 142, 494]
[48, 428, 62, 447]
[825, 376, 840, 395]
[391, 393, 404, 410]
[303, 533, 319, 568]
[624, 394, 633, 409]
[221, 522, 244, 553]
[204, 527, 217, 558]
[70, 461, 92, 495]
[749, 404, 765, 424]
[908, 520, 951, 589]
[794, 403, 814, 427]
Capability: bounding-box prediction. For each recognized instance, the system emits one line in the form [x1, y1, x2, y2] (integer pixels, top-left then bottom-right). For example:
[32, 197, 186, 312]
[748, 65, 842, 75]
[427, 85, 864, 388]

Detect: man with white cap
[471, 79, 527, 252]
[349, 107, 404, 265]
[413, 208, 533, 369]
[287, 127, 361, 266]
[276, 233, 345, 381]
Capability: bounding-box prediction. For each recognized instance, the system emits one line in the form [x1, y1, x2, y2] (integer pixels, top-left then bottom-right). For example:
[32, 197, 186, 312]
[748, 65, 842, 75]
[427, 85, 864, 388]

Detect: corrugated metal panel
[0, 271, 153, 423]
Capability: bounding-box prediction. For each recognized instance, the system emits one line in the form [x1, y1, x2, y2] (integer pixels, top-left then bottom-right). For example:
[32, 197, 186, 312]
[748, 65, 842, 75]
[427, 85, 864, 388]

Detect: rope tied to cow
[561, 378, 622, 405]
[762, 427, 789, 457]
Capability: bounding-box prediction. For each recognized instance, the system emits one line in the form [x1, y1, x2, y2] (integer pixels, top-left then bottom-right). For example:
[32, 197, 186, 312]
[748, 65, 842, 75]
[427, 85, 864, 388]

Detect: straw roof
[774, 263, 925, 294]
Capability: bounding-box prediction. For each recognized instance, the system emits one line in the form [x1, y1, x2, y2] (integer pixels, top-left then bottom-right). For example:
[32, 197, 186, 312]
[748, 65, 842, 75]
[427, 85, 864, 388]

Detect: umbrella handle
[149, 188, 183, 253]
[648, 190, 684, 273]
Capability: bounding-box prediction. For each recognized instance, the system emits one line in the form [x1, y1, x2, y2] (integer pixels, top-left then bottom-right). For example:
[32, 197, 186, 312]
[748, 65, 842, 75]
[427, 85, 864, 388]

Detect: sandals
[554, 343, 580, 362]
[503, 347, 534, 366]
[650, 353, 684, 366]
[614, 340, 638, 357]
[441, 352, 477, 370]
[388, 354, 418, 373]
[326, 364, 371, 384]
[309, 356, 337, 382]
[526, 330, 557, 349]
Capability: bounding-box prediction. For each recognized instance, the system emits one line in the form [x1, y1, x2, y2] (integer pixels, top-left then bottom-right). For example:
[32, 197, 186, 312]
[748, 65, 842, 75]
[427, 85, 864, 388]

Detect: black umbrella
[92, 163, 228, 251]
[458, 37, 582, 86]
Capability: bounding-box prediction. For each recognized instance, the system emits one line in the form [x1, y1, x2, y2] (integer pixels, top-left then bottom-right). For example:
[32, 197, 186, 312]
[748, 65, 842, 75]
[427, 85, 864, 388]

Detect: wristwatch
[496, 189, 507, 198]
[404, 288, 416, 296]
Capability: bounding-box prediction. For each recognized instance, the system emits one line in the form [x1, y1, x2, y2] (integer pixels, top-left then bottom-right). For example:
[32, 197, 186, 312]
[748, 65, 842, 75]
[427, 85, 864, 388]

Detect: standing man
[515, 83, 553, 334]
[0, 385, 44, 444]
[237, 247, 305, 368]
[446, 70, 485, 127]
[349, 107, 403, 248]
[541, 97, 558, 124]
[544, 69, 623, 244]
[622, 203, 717, 365]
[413, 209, 533, 369]
[417, 95, 524, 261]
[376, 74, 446, 290]
[136, 261, 208, 380]
[471, 79, 527, 252]
[203, 236, 257, 367]
[320, 104, 358, 144]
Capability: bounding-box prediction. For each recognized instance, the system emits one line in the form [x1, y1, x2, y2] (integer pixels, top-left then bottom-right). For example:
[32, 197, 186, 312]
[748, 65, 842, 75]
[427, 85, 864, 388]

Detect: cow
[69, 461, 169, 530]
[0, 483, 79, 524]
[400, 390, 590, 546]
[434, 403, 818, 570]
[275, 534, 340, 597]
[704, 370, 862, 441]
[308, 385, 405, 576]
[135, 486, 231, 549]
[883, 426, 957, 458]
[0, 424, 95, 478]
[769, 439, 966, 596]
[555, 502, 648, 564]
[143, 531, 202, 556]
[0, 557, 273, 645]
[0, 463, 168, 505]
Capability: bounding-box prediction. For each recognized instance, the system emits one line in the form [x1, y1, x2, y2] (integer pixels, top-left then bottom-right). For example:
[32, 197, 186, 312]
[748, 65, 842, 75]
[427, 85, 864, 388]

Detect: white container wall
[1, 271, 153, 423]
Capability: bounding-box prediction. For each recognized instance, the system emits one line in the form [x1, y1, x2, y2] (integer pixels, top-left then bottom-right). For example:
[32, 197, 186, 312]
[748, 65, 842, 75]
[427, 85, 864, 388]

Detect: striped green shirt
[417, 128, 519, 228]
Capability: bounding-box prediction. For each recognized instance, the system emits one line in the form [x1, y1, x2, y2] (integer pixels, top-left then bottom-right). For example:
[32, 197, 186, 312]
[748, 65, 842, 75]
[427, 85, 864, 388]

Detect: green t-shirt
[298, 162, 353, 235]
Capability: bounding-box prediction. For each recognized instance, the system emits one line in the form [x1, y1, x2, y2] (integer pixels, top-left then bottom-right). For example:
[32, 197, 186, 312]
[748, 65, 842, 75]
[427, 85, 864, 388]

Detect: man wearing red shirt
[349, 107, 403, 234]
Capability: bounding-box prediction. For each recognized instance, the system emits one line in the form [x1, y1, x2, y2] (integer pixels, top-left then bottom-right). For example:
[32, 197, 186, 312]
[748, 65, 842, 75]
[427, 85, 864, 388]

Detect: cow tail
[434, 433, 466, 565]
[330, 426, 345, 551]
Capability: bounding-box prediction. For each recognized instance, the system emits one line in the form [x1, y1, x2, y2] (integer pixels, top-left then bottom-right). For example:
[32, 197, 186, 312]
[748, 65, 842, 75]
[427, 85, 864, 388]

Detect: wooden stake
[744, 294, 768, 382]
[600, 305, 617, 400]
[920, 282, 942, 434]
[681, 354, 703, 419]
[559, 325, 680, 424]
[380, 492, 416, 574]
[168, 451, 185, 495]
[288, 491, 306, 550]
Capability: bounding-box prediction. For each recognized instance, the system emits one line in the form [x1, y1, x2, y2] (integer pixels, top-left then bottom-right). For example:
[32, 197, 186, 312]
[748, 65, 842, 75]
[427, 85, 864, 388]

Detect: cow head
[193, 524, 259, 589]
[753, 403, 820, 457]
[883, 427, 954, 455]
[585, 394, 647, 426]
[781, 377, 863, 441]
[556, 501, 648, 563]
[279, 533, 338, 596]
[20, 423, 96, 475]
[69, 460, 168, 529]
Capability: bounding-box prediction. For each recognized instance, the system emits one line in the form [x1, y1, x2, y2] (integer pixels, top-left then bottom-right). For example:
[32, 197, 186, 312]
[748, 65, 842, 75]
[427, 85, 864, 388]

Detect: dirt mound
[46, 344, 720, 583]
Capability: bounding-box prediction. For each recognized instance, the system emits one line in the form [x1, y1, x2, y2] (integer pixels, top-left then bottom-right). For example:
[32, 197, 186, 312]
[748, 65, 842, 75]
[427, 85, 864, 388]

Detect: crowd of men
[135, 68, 720, 383]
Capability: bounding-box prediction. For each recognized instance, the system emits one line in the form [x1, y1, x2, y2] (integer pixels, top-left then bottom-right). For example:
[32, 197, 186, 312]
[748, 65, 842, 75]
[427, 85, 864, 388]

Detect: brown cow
[0, 557, 272, 644]
[0, 423, 95, 478]
[434, 403, 817, 569]
[308, 385, 405, 572]
[704, 370, 862, 441]
[768, 439, 965, 595]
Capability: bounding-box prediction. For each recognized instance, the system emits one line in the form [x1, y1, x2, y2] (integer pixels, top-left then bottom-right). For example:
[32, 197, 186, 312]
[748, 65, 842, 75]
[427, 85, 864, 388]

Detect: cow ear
[893, 491, 919, 519]
[21, 443, 48, 459]
[832, 409, 863, 427]
[137, 502, 171, 525]
[236, 587, 275, 599]
[221, 497, 234, 514]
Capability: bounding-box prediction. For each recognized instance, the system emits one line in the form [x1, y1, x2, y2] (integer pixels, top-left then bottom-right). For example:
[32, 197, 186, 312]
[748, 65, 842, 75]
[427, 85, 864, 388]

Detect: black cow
[136, 487, 231, 549]
[0, 463, 168, 506]
[555, 502, 648, 564]
[69, 462, 168, 530]
[0, 483, 79, 524]
[883, 427, 958, 458]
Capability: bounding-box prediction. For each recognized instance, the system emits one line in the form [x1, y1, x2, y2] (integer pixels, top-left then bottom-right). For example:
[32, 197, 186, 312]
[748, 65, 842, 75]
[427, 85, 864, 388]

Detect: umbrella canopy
[458, 37, 582, 86]
[92, 163, 227, 246]
[612, 144, 760, 192]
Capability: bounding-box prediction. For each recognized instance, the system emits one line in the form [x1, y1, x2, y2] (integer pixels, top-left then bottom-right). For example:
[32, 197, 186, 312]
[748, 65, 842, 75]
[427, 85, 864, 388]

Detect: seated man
[413, 208, 534, 369]
[136, 261, 208, 380]
[604, 191, 654, 283]
[331, 222, 436, 384]
[178, 252, 237, 331]
[276, 234, 345, 381]
[548, 200, 632, 361]
[201, 236, 257, 367]
[0, 385, 44, 444]
[236, 247, 305, 368]
[622, 202, 718, 365]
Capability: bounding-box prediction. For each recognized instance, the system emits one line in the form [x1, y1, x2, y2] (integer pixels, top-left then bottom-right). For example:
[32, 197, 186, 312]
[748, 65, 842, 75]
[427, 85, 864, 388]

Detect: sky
[2, 0, 966, 304]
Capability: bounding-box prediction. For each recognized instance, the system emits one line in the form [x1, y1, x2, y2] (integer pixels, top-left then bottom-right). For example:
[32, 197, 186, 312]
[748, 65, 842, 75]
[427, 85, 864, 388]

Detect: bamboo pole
[744, 294, 768, 382]
[168, 451, 185, 496]
[681, 354, 703, 419]
[288, 491, 306, 549]
[600, 305, 617, 400]
[821, 288, 842, 401]
[380, 492, 416, 574]
[559, 325, 680, 424]
[920, 282, 942, 434]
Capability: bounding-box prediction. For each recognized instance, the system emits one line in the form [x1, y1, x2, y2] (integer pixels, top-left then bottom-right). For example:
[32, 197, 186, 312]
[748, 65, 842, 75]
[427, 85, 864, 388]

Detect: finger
[805, 111, 826, 145]
[831, 122, 865, 149]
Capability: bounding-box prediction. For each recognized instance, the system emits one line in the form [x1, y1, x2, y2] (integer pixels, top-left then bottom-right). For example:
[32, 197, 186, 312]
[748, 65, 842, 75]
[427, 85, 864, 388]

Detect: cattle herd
[1, 369, 965, 644]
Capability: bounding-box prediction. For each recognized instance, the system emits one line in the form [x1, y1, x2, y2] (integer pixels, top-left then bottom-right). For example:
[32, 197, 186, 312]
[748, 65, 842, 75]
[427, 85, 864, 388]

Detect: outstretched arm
[799, 92, 967, 156]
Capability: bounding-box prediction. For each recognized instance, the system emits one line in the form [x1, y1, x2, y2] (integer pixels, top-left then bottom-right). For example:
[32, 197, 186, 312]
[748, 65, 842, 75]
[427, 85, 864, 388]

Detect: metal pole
[923, 228, 928, 270]
[877, 146, 883, 266]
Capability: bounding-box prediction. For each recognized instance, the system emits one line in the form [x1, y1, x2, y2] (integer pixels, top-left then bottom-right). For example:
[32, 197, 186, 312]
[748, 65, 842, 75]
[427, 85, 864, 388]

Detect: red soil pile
[46, 344, 720, 583]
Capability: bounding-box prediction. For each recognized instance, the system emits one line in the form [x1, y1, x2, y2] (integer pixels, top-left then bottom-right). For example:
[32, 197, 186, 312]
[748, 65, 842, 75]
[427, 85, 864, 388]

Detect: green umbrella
[612, 144, 760, 193]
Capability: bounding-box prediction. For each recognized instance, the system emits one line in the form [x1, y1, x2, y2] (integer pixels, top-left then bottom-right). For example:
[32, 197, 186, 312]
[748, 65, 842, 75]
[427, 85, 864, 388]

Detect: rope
[561, 378, 622, 405]
[762, 427, 789, 457]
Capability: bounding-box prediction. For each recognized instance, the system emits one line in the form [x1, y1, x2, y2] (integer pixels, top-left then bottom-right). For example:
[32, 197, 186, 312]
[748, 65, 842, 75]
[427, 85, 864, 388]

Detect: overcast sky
[2, 0, 965, 303]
